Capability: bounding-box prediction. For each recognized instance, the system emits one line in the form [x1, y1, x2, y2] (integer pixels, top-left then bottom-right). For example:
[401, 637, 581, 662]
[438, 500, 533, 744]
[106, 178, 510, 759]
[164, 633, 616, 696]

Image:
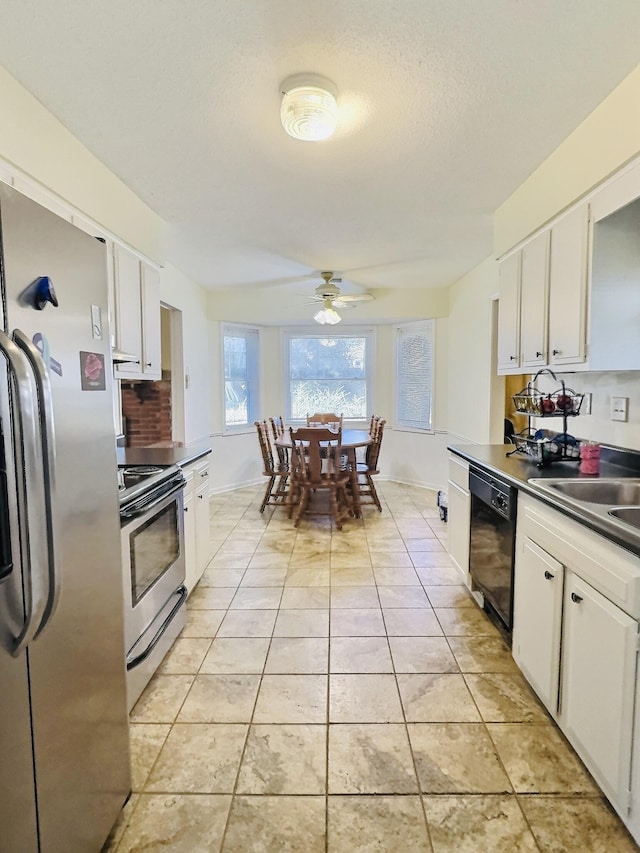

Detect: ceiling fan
[309, 271, 374, 324]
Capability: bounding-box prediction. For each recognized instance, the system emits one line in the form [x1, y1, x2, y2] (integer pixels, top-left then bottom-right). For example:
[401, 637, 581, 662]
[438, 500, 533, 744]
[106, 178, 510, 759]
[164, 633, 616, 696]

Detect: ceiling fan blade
[333, 293, 375, 304]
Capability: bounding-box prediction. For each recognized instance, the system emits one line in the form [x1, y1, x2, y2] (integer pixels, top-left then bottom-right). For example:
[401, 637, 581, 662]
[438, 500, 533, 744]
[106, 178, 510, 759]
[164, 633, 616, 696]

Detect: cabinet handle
[509, 355, 517, 361]
[145, 362, 152, 367]
[200, 471, 209, 478]
[544, 570, 554, 580]
[570, 592, 583, 604]
[198, 494, 204, 499]
[184, 506, 189, 513]
[552, 349, 560, 356]
[536, 351, 543, 358]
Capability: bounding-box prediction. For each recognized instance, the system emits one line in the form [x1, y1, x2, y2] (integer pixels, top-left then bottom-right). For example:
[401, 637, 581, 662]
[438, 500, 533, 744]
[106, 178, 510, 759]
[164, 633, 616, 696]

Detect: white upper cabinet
[497, 251, 521, 373]
[548, 203, 589, 367]
[520, 230, 550, 368]
[113, 245, 161, 380]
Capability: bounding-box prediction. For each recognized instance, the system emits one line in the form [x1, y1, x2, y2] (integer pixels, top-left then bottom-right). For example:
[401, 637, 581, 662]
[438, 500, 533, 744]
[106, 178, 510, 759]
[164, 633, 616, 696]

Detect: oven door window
[129, 502, 180, 605]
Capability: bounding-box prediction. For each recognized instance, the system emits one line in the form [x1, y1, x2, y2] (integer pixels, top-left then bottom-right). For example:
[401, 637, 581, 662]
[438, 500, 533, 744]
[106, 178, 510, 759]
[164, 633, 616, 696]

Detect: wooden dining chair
[254, 420, 289, 512]
[288, 426, 352, 529]
[306, 412, 343, 429]
[269, 415, 288, 464]
[355, 418, 386, 511]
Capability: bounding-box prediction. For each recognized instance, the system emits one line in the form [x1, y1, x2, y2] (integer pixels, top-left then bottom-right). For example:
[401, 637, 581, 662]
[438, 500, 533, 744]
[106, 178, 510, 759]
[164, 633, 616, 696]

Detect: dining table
[275, 428, 373, 518]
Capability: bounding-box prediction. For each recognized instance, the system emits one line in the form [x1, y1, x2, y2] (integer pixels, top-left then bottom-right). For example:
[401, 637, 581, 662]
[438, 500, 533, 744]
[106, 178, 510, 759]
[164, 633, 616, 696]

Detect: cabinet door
[561, 572, 638, 810]
[140, 262, 161, 379]
[512, 537, 563, 712]
[447, 480, 470, 582]
[548, 204, 589, 366]
[113, 245, 142, 378]
[497, 252, 521, 373]
[520, 231, 550, 368]
[183, 488, 198, 594]
[195, 478, 211, 578]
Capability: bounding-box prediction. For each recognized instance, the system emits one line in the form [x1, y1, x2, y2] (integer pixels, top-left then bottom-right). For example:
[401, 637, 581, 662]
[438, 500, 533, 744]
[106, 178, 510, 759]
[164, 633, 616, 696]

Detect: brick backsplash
[121, 380, 172, 447]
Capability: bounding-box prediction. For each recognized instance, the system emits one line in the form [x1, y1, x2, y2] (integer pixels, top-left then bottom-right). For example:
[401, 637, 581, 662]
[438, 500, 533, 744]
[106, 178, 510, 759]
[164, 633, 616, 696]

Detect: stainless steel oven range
[119, 463, 187, 710]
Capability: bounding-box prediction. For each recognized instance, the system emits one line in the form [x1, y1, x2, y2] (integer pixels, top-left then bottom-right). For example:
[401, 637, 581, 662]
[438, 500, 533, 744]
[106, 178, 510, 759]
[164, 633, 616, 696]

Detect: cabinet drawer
[448, 454, 469, 491]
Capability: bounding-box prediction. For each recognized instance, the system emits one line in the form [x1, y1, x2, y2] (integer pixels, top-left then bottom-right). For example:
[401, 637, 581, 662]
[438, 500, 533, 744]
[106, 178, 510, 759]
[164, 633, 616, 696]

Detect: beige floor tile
[331, 552, 373, 570]
[240, 567, 288, 586]
[129, 724, 171, 791]
[331, 567, 376, 586]
[414, 563, 462, 584]
[145, 723, 247, 793]
[330, 636, 394, 673]
[330, 608, 385, 637]
[464, 673, 549, 723]
[329, 674, 403, 722]
[222, 796, 326, 853]
[254, 534, 296, 553]
[187, 586, 236, 609]
[280, 586, 330, 608]
[181, 609, 226, 638]
[330, 586, 380, 608]
[398, 673, 482, 722]
[520, 795, 639, 852]
[198, 568, 245, 587]
[487, 723, 599, 794]
[289, 551, 332, 569]
[423, 795, 537, 852]
[229, 586, 283, 609]
[157, 638, 211, 675]
[216, 609, 277, 638]
[116, 793, 231, 852]
[411, 552, 455, 569]
[369, 550, 414, 568]
[377, 585, 430, 607]
[435, 607, 500, 637]
[216, 539, 258, 555]
[236, 724, 327, 794]
[285, 566, 331, 586]
[423, 584, 474, 608]
[208, 553, 253, 570]
[389, 636, 459, 673]
[383, 608, 444, 636]
[273, 608, 330, 637]
[328, 795, 431, 852]
[253, 674, 328, 723]
[403, 537, 439, 550]
[247, 551, 291, 569]
[328, 724, 418, 794]
[366, 536, 409, 552]
[200, 637, 270, 674]
[408, 723, 512, 794]
[265, 637, 329, 674]
[177, 674, 260, 723]
[448, 636, 519, 673]
[130, 674, 194, 723]
[372, 566, 421, 585]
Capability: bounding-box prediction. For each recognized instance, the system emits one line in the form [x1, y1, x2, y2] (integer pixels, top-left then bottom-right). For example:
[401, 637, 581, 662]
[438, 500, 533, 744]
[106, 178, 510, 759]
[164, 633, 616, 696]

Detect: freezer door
[0, 185, 131, 851]
[0, 368, 38, 852]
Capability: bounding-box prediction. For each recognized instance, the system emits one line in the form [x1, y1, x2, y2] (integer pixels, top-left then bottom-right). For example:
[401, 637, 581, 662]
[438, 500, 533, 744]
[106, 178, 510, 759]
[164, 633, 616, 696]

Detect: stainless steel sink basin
[608, 507, 640, 528]
[536, 478, 640, 505]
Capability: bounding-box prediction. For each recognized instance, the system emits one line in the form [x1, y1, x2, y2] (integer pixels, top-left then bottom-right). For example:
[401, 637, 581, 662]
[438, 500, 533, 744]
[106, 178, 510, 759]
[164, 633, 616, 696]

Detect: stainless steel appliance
[0, 185, 130, 851]
[119, 463, 187, 711]
[469, 464, 517, 634]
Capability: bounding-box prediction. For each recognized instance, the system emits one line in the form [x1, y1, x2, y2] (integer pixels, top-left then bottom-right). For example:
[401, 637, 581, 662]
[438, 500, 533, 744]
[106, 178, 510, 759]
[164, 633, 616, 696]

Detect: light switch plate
[611, 396, 629, 422]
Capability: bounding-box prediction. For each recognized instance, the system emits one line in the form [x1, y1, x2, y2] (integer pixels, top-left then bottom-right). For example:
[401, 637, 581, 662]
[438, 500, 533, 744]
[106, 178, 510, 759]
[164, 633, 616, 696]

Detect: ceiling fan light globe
[314, 306, 342, 325]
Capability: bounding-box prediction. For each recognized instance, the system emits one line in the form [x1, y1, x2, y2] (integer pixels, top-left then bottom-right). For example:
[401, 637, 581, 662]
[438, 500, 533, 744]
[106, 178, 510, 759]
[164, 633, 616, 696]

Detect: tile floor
[104, 482, 639, 852]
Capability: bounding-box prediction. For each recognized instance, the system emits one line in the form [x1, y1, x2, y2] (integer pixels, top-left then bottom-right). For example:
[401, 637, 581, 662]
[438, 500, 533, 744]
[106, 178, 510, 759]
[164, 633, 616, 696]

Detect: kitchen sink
[609, 507, 640, 529]
[532, 478, 640, 506]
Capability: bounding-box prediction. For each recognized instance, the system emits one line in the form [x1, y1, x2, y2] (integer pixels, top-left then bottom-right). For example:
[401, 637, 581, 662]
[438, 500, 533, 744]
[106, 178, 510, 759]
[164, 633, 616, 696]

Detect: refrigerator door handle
[13, 329, 60, 635]
[0, 330, 49, 656]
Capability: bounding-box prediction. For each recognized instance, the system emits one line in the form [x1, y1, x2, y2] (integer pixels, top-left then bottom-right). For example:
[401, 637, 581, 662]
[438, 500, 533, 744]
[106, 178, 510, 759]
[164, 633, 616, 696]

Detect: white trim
[221, 322, 262, 433]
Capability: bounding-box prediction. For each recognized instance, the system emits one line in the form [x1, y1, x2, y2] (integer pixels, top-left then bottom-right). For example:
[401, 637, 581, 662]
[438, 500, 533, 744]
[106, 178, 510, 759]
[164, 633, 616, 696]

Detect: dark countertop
[116, 442, 212, 469]
[448, 442, 640, 558]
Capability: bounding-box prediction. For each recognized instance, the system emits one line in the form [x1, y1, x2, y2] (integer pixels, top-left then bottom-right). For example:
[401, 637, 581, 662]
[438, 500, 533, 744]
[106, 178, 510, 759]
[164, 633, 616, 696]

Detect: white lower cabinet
[182, 457, 212, 594]
[561, 571, 637, 811]
[447, 454, 470, 584]
[514, 494, 640, 827]
[512, 537, 563, 711]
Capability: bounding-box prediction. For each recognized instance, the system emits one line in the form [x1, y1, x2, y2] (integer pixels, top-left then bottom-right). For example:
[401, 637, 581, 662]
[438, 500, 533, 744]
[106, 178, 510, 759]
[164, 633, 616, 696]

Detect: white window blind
[395, 320, 434, 431]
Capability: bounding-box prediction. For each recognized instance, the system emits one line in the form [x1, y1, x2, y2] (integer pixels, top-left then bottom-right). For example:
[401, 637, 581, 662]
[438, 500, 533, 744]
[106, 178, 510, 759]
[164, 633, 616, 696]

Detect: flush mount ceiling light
[280, 73, 338, 142]
[314, 299, 342, 325]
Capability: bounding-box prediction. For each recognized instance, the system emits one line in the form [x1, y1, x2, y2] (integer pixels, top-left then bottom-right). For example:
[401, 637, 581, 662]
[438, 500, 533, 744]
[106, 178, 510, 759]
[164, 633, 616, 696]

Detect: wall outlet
[582, 393, 592, 415]
[611, 396, 629, 422]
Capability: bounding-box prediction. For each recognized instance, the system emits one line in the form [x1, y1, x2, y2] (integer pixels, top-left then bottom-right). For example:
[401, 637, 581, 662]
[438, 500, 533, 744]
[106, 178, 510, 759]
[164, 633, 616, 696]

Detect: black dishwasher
[468, 465, 517, 633]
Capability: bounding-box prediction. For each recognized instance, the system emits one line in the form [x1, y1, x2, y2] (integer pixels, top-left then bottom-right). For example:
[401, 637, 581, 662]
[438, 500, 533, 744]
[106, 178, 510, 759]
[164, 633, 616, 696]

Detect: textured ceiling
[1, 0, 640, 301]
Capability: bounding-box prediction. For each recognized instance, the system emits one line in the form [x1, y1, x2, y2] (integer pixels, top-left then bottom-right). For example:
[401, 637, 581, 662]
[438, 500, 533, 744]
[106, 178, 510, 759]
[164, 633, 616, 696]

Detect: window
[284, 330, 374, 421]
[222, 324, 260, 429]
[395, 320, 434, 431]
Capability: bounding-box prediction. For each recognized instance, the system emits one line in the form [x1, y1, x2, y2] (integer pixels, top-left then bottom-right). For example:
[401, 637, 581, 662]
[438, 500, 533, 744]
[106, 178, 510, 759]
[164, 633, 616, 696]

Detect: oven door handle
[120, 480, 184, 521]
[126, 585, 187, 670]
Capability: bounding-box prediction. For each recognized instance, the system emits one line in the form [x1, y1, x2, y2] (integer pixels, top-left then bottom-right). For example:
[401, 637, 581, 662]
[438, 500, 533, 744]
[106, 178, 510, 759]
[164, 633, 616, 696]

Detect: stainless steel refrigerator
[0, 185, 130, 852]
